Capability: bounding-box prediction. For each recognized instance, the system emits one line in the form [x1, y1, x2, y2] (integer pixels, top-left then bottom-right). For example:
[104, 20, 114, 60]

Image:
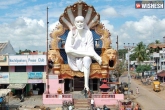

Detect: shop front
[0, 55, 9, 89]
[8, 55, 47, 95]
[28, 72, 45, 95]
[9, 72, 28, 95]
[0, 73, 9, 89]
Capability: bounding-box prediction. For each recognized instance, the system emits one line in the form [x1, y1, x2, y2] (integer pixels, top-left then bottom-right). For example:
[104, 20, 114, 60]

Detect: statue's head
[74, 16, 85, 30]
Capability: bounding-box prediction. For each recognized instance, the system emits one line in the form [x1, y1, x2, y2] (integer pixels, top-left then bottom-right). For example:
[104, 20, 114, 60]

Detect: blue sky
[0, 0, 165, 52]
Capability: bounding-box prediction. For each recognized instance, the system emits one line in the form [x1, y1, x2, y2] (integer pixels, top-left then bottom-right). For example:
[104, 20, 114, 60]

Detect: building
[0, 41, 16, 55]
[0, 52, 47, 96]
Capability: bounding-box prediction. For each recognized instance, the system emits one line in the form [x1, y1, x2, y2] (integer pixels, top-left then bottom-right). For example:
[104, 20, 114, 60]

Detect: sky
[0, 0, 165, 53]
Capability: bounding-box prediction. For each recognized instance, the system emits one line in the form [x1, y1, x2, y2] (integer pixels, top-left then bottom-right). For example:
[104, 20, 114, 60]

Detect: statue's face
[74, 16, 84, 30]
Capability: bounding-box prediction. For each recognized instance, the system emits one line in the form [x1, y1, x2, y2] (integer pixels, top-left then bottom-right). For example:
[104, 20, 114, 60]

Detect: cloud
[100, 7, 118, 18]
[115, 16, 165, 49]
[0, 0, 164, 53]
[0, 0, 23, 8]
[49, 21, 60, 32]
[97, 15, 165, 50]
[0, 17, 47, 52]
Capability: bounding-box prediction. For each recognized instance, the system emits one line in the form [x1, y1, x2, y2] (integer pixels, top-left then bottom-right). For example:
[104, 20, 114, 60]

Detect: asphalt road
[120, 75, 165, 110]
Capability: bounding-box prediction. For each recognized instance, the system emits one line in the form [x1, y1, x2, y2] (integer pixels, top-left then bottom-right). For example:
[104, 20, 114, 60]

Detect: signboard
[27, 55, 46, 65]
[28, 72, 43, 79]
[135, 1, 164, 9]
[9, 55, 27, 66]
[42, 72, 46, 83]
[9, 72, 28, 83]
[0, 56, 6, 62]
[0, 73, 9, 83]
[28, 79, 43, 83]
[48, 75, 58, 79]
[0, 55, 8, 66]
[9, 55, 46, 66]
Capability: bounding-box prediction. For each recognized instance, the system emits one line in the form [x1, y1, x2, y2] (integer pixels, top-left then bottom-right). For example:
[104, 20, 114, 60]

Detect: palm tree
[134, 42, 147, 64]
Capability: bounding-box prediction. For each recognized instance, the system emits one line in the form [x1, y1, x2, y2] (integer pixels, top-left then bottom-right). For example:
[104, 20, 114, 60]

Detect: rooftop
[0, 42, 8, 52]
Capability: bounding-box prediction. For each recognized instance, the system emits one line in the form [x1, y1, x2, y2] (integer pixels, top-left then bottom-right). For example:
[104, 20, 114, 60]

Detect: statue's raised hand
[71, 26, 77, 44]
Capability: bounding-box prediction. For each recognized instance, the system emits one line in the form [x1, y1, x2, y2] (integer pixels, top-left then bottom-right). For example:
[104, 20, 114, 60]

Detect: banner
[9, 55, 27, 66]
[27, 55, 46, 65]
[42, 72, 46, 83]
[0, 73, 9, 83]
[28, 79, 43, 83]
[28, 72, 43, 79]
[0, 55, 8, 66]
[9, 55, 46, 65]
[0, 56, 6, 62]
[9, 72, 28, 83]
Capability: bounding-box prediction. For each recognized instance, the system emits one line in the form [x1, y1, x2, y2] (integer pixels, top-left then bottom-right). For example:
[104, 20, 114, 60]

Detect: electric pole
[124, 43, 134, 98]
[46, 7, 49, 94]
[116, 35, 119, 59]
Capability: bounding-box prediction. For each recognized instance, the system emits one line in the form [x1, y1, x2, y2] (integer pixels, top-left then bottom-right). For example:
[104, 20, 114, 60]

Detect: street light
[124, 43, 135, 98]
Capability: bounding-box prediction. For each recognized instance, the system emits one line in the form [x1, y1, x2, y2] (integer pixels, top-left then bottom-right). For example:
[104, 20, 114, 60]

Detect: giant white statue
[65, 16, 102, 91]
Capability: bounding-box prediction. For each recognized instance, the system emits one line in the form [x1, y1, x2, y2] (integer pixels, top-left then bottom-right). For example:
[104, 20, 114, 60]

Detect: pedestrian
[68, 105, 73, 110]
[134, 103, 139, 110]
[113, 89, 115, 94]
[91, 98, 95, 109]
[136, 87, 139, 94]
[138, 105, 141, 110]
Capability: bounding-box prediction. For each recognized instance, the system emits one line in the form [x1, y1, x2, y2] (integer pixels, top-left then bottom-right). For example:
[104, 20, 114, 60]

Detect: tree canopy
[136, 64, 151, 77]
[16, 49, 32, 55]
[114, 59, 126, 77]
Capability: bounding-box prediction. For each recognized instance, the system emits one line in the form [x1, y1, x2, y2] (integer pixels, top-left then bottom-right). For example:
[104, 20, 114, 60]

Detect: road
[120, 75, 165, 110]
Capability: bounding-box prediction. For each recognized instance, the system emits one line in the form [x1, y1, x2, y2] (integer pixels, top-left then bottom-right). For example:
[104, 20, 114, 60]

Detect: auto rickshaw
[153, 81, 161, 92]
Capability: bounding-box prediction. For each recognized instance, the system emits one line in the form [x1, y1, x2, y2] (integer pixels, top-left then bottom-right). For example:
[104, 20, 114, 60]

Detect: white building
[0, 41, 16, 55]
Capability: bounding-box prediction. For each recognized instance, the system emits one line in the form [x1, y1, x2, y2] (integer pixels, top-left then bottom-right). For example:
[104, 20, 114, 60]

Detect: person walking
[134, 103, 139, 110]
[91, 98, 95, 110]
[136, 87, 139, 94]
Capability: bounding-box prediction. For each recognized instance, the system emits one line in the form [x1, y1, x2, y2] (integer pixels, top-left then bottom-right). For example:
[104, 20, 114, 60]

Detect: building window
[0, 66, 9, 72]
[32, 66, 44, 72]
[15, 66, 26, 72]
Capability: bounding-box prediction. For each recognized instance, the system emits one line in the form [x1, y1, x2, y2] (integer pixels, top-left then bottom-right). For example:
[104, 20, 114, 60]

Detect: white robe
[65, 29, 95, 72]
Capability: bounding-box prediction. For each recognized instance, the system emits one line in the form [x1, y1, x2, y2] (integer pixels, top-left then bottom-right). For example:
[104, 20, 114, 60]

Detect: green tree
[114, 59, 126, 78]
[16, 49, 32, 54]
[136, 64, 151, 77]
[118, 49, 127, 59]
[134, 42, 148, 63]
[129, 53, 137, 61]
